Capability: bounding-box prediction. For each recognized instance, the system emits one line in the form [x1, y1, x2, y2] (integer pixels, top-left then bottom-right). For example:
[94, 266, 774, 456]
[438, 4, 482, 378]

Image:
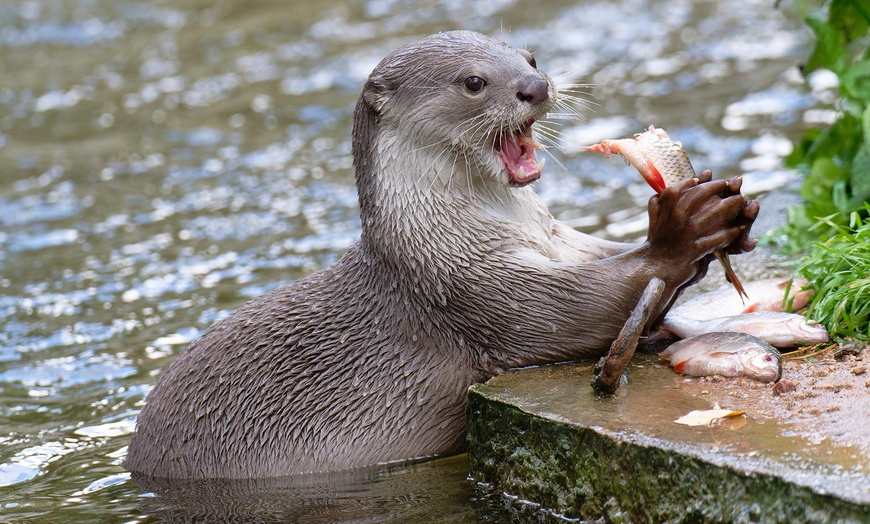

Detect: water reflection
[132, 456, 478, 523]
[0, 0, 824, 521]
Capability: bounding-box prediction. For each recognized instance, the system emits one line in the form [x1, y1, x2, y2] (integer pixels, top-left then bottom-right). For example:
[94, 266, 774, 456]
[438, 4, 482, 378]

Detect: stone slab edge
[467, 386, 870, 523]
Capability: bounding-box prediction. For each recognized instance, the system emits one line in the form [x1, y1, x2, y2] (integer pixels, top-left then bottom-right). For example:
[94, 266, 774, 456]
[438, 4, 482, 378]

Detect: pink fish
[585, 126, 748, 300]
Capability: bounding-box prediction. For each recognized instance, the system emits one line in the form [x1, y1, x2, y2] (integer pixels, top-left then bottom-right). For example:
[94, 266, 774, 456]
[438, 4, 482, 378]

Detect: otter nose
[516, 75, 549, 104]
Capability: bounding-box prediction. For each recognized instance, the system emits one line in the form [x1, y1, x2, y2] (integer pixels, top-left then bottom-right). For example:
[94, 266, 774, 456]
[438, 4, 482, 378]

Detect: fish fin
[673, 360, 688, 373]
[741, 304, 758, 314]
[646, 163, 667, 194]
[715, 251, 750, 303]
[583, 142, 616, 158]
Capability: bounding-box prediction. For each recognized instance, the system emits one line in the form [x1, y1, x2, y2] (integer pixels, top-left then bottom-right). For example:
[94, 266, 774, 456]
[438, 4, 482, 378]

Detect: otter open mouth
[496, 119, 546, 186]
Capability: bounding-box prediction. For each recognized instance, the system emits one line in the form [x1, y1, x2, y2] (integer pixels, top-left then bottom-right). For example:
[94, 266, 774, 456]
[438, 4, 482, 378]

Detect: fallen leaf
[674, 409, 745, 427]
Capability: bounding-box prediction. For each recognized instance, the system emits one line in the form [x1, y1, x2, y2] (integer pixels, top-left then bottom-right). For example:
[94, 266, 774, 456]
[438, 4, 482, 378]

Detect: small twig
[591, 277, 665, 396]
[782, 343, 821, 356]
[784, 343, 838, 361]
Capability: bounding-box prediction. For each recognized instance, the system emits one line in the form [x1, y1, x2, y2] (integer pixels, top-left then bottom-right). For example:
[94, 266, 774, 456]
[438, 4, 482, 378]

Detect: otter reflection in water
[126, 30, 758, 479]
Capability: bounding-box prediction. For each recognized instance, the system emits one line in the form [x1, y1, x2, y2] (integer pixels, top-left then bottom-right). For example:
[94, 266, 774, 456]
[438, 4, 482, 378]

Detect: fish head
[786, 317, 830, 345]
[742, 347, 782, 383]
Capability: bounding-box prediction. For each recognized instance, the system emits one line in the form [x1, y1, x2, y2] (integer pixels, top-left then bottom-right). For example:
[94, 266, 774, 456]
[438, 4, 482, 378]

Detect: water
[0, 0, 826, 521]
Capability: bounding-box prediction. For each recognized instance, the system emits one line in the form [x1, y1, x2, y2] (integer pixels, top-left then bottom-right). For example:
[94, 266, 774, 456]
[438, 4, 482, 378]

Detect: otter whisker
[463, 154, 474, 196]
[419, 143, 456, 188]
[456, 113, 493, 143]
[552, 81, 596, 92]
[533, 123, 565, 144]
[534, 130, 570, 171]
[556, 95, 598, 110]
[554, 95, 597, 114]
[543, 112, 586, 121]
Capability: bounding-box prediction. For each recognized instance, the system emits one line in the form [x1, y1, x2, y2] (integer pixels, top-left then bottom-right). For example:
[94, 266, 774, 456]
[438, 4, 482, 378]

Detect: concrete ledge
[467, 358, 870, 523]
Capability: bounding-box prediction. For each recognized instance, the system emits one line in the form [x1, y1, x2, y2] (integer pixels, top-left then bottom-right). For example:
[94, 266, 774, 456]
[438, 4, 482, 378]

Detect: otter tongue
[499, 132, 546, 186]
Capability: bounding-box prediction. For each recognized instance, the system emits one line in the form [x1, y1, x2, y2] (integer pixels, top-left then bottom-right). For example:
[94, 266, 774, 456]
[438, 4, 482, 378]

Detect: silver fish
[662, 311, 830, 348]
[669, 277, 814, 321]
[659, 332, 782, 382]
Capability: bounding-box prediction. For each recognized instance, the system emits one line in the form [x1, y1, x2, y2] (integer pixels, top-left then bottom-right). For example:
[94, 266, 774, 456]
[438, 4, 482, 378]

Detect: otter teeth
[499, 129, 546, 186]
[513, 158, 546, 182]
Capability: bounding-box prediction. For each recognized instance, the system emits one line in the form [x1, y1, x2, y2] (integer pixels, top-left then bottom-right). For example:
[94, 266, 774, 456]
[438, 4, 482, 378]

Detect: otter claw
[743, 199, 760, 220]
[725, 176, 743, 195]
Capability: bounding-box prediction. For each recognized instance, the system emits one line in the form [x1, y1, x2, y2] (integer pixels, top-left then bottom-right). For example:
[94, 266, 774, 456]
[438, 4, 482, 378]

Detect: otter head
[357, 31, 555, 189]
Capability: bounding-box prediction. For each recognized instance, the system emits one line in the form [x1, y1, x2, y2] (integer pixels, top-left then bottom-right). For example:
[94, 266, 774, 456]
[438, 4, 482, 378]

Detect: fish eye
[764, 355, 776, 363]
[464, 76, 486, 93]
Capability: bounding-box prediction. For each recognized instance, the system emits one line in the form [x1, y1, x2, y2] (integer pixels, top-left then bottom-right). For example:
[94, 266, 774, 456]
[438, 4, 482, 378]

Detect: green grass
[795, 207, 870, 341]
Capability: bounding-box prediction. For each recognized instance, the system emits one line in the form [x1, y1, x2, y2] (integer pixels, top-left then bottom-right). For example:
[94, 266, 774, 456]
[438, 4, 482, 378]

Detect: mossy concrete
[467, 357, 870, 523]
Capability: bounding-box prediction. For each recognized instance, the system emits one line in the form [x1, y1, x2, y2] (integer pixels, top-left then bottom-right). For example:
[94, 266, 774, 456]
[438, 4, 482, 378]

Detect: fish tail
[716, 251, 749, 303]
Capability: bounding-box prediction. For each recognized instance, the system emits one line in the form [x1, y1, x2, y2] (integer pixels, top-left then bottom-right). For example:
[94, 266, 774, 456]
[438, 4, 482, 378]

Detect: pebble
[772, 379, 799, 396]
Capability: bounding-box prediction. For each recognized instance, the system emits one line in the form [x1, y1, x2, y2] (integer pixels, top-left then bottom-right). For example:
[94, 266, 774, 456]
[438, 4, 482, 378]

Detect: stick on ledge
[591, 277, 665, 396]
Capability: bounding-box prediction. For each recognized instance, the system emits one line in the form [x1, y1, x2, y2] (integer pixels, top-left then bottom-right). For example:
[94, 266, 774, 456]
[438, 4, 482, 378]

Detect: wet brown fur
[126, 31, 756, 479]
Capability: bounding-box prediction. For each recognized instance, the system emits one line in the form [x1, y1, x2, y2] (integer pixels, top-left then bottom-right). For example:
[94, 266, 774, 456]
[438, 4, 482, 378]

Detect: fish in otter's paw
[125, 30, 759, 479]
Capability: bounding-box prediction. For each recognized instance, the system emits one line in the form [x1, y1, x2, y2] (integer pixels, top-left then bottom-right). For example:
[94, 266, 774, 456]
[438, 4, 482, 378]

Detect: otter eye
[528, 56, 537, 69]
[464, 76, 486, 93]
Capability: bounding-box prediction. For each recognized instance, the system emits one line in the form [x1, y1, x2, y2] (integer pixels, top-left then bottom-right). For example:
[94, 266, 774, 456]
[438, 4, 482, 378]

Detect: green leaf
[806, 113, 863, 168]
[842, 58, 870, 102]
[780, 1, 870, 257]
[864, 104, 870, 150]
[805, 17, 849, 75]
[851, 144, 870, 203]
[832, 0, 870, 40]
[802, 157, 846, 202]
[785, 128, 822, 168]
[833, 180, 851, 212]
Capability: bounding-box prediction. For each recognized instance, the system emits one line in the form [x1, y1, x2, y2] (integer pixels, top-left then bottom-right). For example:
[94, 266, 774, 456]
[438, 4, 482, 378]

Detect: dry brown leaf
[674, 408, 745, 427]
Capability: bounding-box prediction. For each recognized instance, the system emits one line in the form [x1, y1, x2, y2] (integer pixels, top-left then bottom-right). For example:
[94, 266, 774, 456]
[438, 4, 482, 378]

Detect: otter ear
[363, 76, 392, 114]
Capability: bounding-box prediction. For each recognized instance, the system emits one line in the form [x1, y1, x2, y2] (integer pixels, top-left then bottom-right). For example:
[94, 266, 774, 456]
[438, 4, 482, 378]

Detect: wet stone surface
[468, 347, 870, 522]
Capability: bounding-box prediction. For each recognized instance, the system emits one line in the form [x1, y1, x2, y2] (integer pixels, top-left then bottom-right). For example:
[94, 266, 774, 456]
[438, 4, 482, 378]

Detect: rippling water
[0, 0, 827, 521]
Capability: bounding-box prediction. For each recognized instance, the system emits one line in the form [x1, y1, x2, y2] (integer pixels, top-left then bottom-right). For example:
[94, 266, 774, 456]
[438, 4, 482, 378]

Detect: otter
[126, 30, 757, 479]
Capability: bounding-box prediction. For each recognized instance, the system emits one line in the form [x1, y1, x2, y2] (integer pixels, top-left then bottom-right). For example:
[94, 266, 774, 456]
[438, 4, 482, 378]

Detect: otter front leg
[466, 172, 758, 370]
